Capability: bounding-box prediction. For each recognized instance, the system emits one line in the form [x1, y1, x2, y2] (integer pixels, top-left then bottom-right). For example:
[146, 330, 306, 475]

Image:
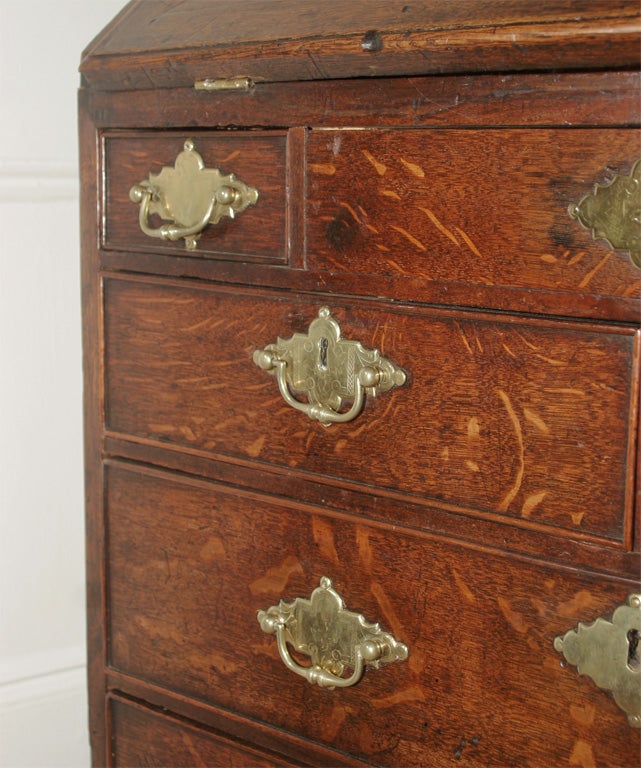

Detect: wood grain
[103, 277, 638, 544]
[110, 696, 299, 767]
[105, 461, 640, 768]
[85, 70, 641, 131]
[80, 1, 641, 91]
[79, 93, 108, 768]
[79, 4, 641, 765]
[103, 131, 288, 262]
[101, 435, 641, 582]
[307, 128, 641, 306]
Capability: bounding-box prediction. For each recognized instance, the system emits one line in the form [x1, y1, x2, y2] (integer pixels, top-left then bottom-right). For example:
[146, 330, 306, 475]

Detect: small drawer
[103, 277, 638, 543]
[306, 128, 641, 316]
[106, 462, 639, 767]
[102, 131, 288, 262]
[109, 696, 296, 768]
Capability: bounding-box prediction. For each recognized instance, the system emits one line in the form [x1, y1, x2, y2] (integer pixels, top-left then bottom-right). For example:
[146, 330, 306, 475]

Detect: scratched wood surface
[86, 71, 641, 133]
[80, 3, 641, 766]
[79, 0, 641, 91]
[306, 128, 641, 305]
[110, 697, 298, 767]
[103, 132, 288, 261]
[103, 277, 638, 544]
[106, 461, 640, 768]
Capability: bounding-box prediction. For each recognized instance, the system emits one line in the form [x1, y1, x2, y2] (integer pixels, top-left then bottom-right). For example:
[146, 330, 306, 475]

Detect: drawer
[110, 696, 297, 767]
[103, 277, 638, 544]
[105, 462, 639, 767]
[102, 131, 288, 262]
[307, 128, 641, 315]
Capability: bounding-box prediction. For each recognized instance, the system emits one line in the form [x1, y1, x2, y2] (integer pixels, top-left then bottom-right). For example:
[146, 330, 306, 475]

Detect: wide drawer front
[110, 696, 296, 767]
[106, 463, 640, 767]
[102, 131, 288, 262]
[103, 277, 638, 543]
[307, 128, 641, 311]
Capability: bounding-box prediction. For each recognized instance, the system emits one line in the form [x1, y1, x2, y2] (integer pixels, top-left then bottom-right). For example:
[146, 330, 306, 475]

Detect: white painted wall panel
[0, 2, 127, 766]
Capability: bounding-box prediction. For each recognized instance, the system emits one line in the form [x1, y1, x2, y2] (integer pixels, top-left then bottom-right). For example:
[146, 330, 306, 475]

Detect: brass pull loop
[258, 577, 408, 689]
[268, 619, 367, 688]
[129, 139, 258, 250]
[253, 307, 407, 427]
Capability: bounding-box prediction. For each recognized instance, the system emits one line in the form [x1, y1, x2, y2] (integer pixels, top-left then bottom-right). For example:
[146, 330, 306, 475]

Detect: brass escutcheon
[568, 158, 641, 268]
[258, 576, 408, 689]
[129, 139, 258, 250]
[253, 307, 407, 426]
[554, 594, 641, 727]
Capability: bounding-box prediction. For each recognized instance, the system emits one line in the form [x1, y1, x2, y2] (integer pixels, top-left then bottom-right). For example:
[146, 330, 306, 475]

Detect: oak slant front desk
[79, 3, 641, 766]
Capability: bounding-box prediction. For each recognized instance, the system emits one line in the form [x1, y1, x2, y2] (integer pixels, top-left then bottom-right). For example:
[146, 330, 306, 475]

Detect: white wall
[0, 2, 127, 765]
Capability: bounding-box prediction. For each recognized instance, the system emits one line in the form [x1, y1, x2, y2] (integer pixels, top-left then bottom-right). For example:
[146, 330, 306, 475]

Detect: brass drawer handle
[554, 594, 640, 728]
[253, 307, 407, 426]
[129, 139, 258, 250]
[258, 577, 408, 689]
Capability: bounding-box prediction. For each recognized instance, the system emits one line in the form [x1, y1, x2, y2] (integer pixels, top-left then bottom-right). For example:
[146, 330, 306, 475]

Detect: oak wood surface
[103, 276, 638, 545]
[85, 70, 641, 131]
[108, 686, 372, 768]
[79, 4, 641, 765]
[101, 124, 641, 320]
[306, 128, 641, 305]
[79, 94, 109, 768]
[91, 70, 641, 322]
[105, 461, 640, 768]
[101, 436, 641, 582]
[110, 696, 299, 767]
[80, 0, 641, 90]
[104, 131, 288, 262]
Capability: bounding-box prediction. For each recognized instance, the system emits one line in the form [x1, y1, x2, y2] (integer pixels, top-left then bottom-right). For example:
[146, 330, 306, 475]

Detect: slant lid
[80, 0, 641, 91]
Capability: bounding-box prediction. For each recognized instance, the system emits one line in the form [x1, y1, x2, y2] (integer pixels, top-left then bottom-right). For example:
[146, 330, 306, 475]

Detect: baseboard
[0, 645, 86, 690]
[0, 666, 90, 768]
[0, 664, 86, 708]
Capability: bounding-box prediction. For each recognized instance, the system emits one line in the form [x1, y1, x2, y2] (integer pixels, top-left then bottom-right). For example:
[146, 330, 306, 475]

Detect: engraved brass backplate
[253, 307, 407, 426]
[129, 139, 258, 250]
[554, 594, 641, 727]
[568, 158, 641, 268]
[258, 576, 408, 689]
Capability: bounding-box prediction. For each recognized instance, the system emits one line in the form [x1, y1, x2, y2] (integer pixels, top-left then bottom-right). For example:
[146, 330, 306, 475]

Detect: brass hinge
[194, 76, 254, 92]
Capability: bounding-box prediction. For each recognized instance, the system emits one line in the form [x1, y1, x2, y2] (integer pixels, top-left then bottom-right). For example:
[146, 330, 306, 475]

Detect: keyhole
[318, 337, 329, 370]
[627, 628, 639, 671]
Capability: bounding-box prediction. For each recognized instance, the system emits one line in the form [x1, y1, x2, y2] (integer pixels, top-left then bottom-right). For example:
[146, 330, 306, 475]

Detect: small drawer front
[306, 128, 641, 314]
[103, 131, 288, 262]
[110, 697, 295, 768]
[106, 463, 639, 768]
[104, 277, 638, 543]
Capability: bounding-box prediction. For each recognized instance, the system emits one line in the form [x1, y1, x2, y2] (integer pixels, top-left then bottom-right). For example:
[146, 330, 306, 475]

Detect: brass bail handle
[257, 577, 408, 689]
[253, 307, 407, 427]
[129, 139, 258, 250]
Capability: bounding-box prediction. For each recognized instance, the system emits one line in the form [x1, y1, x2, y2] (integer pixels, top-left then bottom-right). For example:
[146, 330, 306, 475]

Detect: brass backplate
[253, 307, 406, 426]
[258, 576, 408, 688]
[129, 139, 258, 249]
